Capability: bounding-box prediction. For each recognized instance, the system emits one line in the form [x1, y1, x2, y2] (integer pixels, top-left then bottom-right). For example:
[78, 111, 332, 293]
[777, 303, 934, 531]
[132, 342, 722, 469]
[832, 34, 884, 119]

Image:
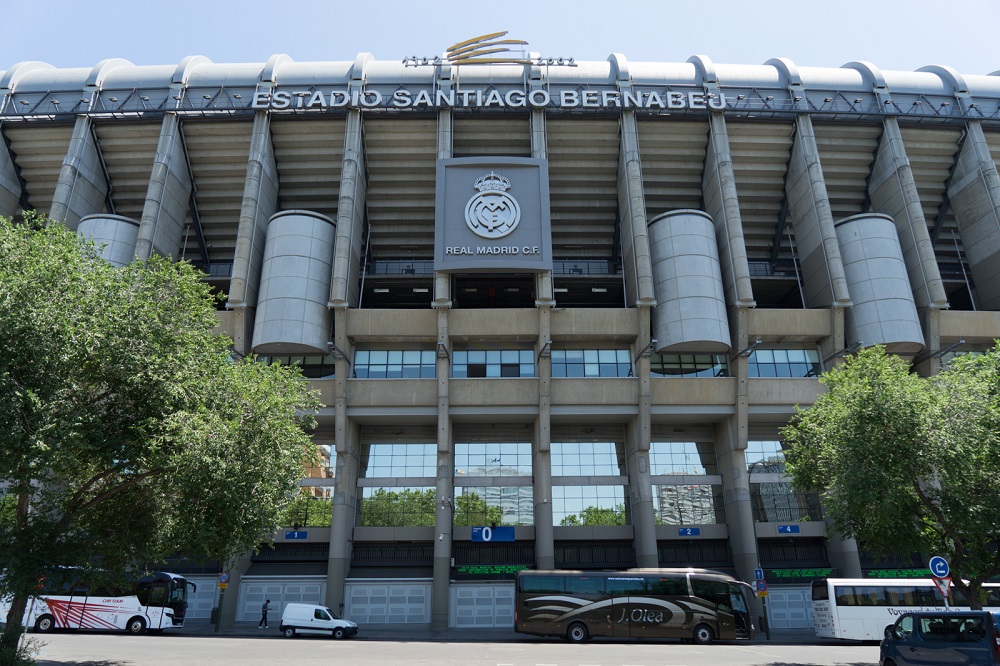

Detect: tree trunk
[0, 591, 29, 653]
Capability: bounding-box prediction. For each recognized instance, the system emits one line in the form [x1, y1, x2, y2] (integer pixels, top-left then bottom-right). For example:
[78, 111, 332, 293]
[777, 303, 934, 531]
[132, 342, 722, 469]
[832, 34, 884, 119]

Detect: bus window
[811, 580, 829, 601]
[147, 584, 167, 608]
[835, 586, 856, 606]
[605, 577, 645, 595]
[886, 586, 917, 606]
[691, 579, 729, 605]
[647, 577, 687, 596]
[855, 586, 886, 606]
[564, 576, 604, 595]
[520, 576, 563, 594]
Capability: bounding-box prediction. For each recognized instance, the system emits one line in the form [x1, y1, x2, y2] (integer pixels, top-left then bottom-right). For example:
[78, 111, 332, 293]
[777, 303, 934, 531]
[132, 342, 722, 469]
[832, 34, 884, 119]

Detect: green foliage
[453, 491, 504, 527]
[280, 492, 333, 527]
[359, 488, 437, 527]
[0, 635, 43, 666]
[782, 345, 1000, 607]
[0, 215, 321, 646]
[560, 504, 627, 526]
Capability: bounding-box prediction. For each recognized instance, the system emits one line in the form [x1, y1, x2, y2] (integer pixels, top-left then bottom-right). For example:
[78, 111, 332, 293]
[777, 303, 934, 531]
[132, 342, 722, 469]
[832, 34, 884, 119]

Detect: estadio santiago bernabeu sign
[435, 157, 552, 273]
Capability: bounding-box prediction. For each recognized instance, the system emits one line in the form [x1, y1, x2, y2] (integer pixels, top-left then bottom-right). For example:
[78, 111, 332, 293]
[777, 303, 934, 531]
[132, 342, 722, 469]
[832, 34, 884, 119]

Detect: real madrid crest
[465, 172, 521, 239]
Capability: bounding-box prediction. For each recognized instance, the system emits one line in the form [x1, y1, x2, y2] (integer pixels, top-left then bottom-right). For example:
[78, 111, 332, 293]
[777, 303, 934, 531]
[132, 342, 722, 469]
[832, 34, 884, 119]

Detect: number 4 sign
[933, 577, 952, 598]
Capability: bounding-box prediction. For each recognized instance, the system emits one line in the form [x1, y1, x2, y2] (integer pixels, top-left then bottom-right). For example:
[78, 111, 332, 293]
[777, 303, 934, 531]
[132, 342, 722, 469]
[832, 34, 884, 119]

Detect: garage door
[237, 578, 326, 623]
[186, 576, 221, 620]
[344, 582, 431, 624]
[450, 584, 514, 628]
[767, 586, 814, 630]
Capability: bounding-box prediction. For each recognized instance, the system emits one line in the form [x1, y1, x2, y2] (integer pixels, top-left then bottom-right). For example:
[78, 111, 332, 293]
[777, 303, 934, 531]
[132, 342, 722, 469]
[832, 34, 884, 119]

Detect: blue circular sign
[929, 556, 950, 578]
[219, 572, 230, 584]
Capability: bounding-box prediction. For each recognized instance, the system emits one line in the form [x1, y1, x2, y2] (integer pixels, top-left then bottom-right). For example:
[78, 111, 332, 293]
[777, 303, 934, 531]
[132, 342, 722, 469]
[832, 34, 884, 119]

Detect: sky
[2, 0, 999, 76]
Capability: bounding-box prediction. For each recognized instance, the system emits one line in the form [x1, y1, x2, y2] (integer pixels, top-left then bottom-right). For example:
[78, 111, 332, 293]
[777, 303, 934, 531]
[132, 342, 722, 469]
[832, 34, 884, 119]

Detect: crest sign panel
[435, 157, 552, 273]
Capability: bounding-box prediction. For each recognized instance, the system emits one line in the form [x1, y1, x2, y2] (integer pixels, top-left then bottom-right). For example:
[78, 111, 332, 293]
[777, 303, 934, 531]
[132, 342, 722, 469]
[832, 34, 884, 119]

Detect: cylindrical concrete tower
[251, 210, 336, 355]
[77, 214, 140, 267]
[648, 210, 731, 353]
[834, 213, 924, 354]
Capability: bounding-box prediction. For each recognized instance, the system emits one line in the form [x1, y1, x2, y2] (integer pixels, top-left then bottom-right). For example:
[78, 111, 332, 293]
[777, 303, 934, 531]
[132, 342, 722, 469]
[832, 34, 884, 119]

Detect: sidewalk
[179, 620, 824, 644]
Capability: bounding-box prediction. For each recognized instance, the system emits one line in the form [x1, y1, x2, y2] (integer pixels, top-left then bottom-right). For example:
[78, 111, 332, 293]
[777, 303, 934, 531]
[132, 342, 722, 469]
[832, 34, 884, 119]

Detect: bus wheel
[692, 624, 714, 645]
[34, 615, 55, 633]
[566, 622, 589, 643]
[126, 617, 147, 634]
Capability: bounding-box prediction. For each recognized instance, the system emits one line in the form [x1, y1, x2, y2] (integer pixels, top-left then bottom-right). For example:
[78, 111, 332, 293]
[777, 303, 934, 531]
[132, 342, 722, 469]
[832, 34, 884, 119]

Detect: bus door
[605, 577, 651, 638]
[691, 579, 736, 639]
[65, 583, 89, 630]
[631, 576, 688, 639]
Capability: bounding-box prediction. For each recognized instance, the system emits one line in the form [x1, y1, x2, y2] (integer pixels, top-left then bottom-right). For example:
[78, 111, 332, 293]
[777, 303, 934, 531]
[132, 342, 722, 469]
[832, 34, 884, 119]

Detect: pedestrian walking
[258, 599, 271, 628]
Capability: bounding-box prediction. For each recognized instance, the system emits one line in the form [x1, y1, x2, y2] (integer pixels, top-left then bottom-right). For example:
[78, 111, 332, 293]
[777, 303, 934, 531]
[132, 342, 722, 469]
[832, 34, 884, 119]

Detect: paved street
[27, 630, 879, 666]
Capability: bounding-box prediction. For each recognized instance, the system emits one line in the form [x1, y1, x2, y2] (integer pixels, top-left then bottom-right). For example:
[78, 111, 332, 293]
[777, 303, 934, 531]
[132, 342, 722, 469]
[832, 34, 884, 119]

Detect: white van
[279, 603, 359, 639]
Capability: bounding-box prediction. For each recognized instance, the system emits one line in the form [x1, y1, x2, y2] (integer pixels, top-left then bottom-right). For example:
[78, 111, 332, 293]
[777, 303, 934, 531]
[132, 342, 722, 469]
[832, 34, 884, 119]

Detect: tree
[0, 215, 321, 653]
[453, 491, 504, 527]
[359, 489, 437, 527]
[782, 345, 1000, 608]
[560, 504, 627, 526]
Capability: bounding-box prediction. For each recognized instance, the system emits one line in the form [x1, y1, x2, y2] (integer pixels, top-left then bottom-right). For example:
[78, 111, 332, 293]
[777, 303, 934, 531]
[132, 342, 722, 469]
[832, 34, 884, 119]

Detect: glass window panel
[486, 364, 501, 377]
[598, 349, 616, 363]
[387, 350, 403, 364]
[370, 350, 388, 364]
[486, 350, 501, 364]
[355, 350, 370, 364]
[402, 350, 421, 364]
[501, 350, 519, 363]
[520, 363, 534, 377]
[453, 350, 468, 364]
[754, 349, 774, 363]
[468, 350, 486, 364]
[565, 350, 584, 362]
[786, 349, 807, 363]
[771, 349, 789, 363]
[584, 350, 599, 363]
[520, 350, 533, 363]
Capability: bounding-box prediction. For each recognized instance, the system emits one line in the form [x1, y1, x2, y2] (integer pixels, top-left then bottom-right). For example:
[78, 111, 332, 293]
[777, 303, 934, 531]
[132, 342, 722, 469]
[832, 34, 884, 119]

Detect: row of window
[360, 440, 791, 479]
[260, 349, 825, 380]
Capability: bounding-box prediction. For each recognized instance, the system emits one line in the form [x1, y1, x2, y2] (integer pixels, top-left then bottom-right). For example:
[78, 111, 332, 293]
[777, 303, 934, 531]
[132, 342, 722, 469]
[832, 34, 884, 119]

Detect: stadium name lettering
[253, 89, 728, 111]
[445, 246, 541, 256]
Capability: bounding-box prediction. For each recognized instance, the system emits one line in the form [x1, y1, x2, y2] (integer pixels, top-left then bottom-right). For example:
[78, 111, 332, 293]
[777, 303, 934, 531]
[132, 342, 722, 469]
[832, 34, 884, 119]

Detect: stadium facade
[3, 44, 1000, 630]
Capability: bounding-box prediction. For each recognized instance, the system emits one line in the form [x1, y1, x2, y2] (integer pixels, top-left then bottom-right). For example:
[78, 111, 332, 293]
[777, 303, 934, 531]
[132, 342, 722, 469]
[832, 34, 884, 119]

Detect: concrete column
[534, 306, 554, 569]
[326, 307, 358, 615]
[219, 551, 253, 627]
[867, 118, 948, 311]
[49, 115, 107, 229]
[0, 129, 23, 218]
[717, 307, 758, 587]
[432, 307, 453, 629]
[703, 113, 755, 308]
[330, 109, 367, 309]
[785, 115, 852, 309]
[618, 111, 656, 307]
[229, 111, 278, 307]
[628, 307, 657, 567]
[948, 121, 1000, 310]
[135, 113, 191, 260]
[228, 111, 278, 355]
[531, 107, 555, 308]
[433, 109, 453, 309]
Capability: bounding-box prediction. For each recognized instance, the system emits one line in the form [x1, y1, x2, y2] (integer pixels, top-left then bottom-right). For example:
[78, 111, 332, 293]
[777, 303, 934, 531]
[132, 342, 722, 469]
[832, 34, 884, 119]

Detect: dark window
[564, 576, 605, 595]
[520, 575, 563, 594]
[647, 576, 688, 596]
[605, 577, 645, 595]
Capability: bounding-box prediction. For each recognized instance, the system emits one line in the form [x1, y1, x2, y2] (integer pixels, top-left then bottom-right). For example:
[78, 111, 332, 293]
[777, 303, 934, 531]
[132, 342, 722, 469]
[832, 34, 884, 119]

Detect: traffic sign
[217, 582, 228, 589]
[754, 568, 765, 581]
[219, 572, 230, 584]
[933, 577, 952, 598]
[929, 556, 950, 578]
[755, 579, 769, 597]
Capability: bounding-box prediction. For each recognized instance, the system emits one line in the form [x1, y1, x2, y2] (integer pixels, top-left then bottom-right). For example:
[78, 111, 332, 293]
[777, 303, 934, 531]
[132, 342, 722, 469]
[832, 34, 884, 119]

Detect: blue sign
[677, 527, 701, 537]
[471, 526, 515, 542]
[218, 572, 230, 584]
[777, 525, 801, 534]
[754, 568, 765, 581]
[929, 556, 950, 578]
[284, 530, 308, 540]
[756, 579, 768, 591]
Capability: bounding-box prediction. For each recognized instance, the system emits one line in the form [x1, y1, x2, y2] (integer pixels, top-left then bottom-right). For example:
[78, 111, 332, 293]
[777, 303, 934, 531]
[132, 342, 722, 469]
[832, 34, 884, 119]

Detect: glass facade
[551, 441, 626, 477]
[258, 353, 336, 379]
[650, 354, 729, 378]
[748, 348, 822, 378]
[551, 349, 632, 378]
[453, 486, 533, 526]
[654, 484, 725, 525]
[353, 349, 436, 378]
[650, 441, 718, 476]
[553, 485, 627, 526]
[452, 349, 535, 378]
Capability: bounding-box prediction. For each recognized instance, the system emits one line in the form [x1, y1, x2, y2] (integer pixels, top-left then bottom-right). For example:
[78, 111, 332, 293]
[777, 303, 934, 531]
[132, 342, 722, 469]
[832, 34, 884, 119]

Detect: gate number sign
[471, 526, 515, 542]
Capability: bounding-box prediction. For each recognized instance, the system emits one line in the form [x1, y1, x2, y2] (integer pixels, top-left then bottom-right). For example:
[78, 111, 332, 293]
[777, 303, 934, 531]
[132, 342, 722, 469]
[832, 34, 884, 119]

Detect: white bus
[1, 571, 195, 634]
[811, 578, 1000, 640]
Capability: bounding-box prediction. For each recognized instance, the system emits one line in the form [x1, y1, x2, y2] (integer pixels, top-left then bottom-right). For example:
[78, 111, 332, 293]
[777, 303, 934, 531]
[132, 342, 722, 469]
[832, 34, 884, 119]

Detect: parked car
[279, 603, 358, 639]
[880, 611, 1000, 666]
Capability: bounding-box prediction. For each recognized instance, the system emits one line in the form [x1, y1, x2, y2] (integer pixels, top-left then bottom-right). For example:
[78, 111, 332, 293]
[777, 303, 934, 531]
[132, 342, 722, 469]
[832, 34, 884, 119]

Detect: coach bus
[811, 578, 1000, 640]
[514, 568, 754, 644]
[1, 571, 195, 634]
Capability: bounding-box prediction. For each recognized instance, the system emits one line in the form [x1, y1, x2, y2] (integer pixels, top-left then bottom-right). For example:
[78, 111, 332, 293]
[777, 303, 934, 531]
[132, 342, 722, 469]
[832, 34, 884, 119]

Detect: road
[29, 633, 879, 666]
